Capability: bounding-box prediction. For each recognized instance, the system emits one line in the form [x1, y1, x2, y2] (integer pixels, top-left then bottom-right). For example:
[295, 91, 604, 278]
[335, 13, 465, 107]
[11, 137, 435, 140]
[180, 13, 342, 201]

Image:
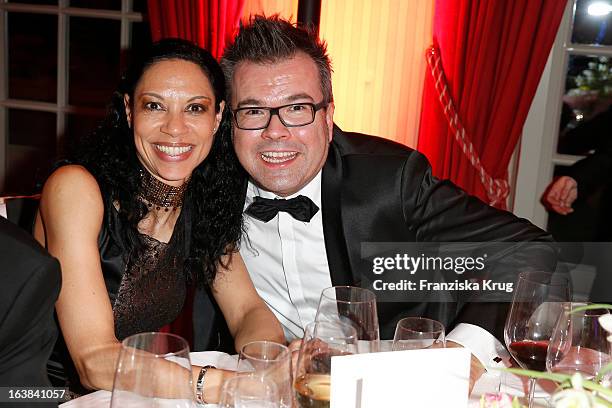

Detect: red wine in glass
[508, 340, 549, 372]
[504, 271, 570, 408]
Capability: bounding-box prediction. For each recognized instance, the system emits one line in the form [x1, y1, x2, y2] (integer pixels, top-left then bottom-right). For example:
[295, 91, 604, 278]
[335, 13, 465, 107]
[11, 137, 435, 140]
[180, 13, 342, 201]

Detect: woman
[34, 39, 283, 402]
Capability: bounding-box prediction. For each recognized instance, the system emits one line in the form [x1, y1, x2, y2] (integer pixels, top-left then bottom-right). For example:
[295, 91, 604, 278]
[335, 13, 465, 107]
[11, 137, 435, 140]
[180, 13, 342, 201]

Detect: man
[0, 216, 61, 406]
[543, 106, 612, 237]
[221, 15, 552, 384]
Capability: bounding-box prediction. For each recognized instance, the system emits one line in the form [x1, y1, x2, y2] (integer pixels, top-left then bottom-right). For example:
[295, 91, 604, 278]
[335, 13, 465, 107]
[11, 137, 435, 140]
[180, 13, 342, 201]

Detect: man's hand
[446, 341, 486, 395]
[288, 338, 302, 380]
[291, 338, 485, 395]
[542, 176, 578, 215]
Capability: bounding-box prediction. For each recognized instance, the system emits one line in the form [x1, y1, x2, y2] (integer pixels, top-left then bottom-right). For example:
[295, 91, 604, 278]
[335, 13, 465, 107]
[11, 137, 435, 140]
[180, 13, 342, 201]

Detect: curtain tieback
[425, 45, 509, 208]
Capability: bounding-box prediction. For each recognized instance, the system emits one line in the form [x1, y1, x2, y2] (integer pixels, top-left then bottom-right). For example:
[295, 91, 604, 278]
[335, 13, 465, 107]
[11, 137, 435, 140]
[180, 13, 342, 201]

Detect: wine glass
[218, 373, 281, 408]
[547, 303, 611, 379]
[316, 286, 380, 353]
[504, 271, 571, 408]
[392, 317, 446, 351]
[294, 320, 358, 408]
[237, 341, 293, 408]
[110, 332, 196, 408]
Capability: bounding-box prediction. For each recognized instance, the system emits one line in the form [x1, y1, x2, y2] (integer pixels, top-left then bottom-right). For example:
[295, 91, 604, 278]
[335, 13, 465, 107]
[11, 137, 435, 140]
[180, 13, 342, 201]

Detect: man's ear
[124, 94, 132, 128]
[214, 100, 225, 133]
[326, 102, 335, 142]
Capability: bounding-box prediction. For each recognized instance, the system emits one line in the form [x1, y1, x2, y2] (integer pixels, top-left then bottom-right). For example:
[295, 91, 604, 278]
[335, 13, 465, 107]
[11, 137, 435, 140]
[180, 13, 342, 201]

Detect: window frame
[0, 0, 144, 192]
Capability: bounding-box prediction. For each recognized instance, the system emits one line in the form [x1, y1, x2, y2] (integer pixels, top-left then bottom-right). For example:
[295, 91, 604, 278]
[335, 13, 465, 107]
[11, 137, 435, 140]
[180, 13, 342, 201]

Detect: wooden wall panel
[320, 0, 434, 147]
[241, 0, 434, 148]
[242, 0, 299, 22]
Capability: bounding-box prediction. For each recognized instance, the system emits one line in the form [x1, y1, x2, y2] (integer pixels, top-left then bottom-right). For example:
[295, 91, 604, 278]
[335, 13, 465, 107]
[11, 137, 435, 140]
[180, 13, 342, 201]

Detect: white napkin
[190, 351, 238, 370]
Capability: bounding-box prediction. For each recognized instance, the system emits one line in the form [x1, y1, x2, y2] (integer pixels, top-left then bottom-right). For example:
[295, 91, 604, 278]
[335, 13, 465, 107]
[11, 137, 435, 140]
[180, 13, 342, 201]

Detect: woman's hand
[192, 366, 237, 404]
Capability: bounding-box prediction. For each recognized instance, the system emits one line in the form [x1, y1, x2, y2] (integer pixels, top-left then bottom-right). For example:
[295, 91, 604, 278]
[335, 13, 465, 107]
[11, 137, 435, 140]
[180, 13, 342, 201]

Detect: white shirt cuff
[447, 323, 510, 370]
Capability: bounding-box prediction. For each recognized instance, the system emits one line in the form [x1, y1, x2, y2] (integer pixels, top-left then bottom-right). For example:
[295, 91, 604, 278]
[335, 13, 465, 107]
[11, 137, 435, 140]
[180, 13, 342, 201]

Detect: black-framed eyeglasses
[232, 101, 328, 130]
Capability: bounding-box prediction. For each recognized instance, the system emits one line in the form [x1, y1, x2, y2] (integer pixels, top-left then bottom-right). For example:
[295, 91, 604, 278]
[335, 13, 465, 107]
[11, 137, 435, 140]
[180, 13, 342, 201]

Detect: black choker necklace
[139, 170, 189, 212]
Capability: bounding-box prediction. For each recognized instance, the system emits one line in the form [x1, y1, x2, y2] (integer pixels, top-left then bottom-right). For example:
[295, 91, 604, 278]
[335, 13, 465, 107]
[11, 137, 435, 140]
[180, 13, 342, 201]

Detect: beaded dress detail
[99, 174, 191, 340]
[112, 233, 186, 340]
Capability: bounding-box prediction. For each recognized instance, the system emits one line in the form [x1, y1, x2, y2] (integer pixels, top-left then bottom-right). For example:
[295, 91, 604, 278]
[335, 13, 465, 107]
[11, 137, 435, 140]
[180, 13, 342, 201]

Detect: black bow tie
[245, 195, 319, 222]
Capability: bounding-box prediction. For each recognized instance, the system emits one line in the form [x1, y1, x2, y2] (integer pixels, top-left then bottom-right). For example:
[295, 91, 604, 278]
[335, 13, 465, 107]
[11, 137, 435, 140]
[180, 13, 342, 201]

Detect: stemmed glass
[236, 341, 293, 408]
[315, 286, 380, 353]
[504, 271, 571, 408]
[547, 303, 611, 379]
[392, 317, 446, 351]
[110, 332, 196, 408]
[294, 320, 358, 408]
[218, 373, 281, 408]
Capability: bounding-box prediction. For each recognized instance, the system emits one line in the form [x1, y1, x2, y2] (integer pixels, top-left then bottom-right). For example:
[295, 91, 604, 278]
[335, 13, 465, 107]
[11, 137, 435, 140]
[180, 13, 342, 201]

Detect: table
[60, 351, 552, 407]
[59, 351, 234, 408]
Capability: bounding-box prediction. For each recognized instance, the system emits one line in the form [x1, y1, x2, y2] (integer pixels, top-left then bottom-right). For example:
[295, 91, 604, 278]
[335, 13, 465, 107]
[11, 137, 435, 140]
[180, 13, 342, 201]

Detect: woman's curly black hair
[75, 38, 245, 286]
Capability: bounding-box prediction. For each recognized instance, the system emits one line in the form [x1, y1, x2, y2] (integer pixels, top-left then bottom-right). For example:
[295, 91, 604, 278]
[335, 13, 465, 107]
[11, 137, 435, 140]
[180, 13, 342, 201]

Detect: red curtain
[417, 0, 566, 208]
[148, 0, 246, 59]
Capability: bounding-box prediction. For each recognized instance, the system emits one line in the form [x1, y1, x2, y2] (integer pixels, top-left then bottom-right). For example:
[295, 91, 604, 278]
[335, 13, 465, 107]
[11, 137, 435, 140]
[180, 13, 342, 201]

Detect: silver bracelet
[196, 364, 216, 404]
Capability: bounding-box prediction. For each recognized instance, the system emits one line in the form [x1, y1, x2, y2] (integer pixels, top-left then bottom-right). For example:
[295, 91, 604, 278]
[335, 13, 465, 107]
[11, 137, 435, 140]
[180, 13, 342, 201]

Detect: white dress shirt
[240, 172, 332, 340]
[240, 171, 509, 369]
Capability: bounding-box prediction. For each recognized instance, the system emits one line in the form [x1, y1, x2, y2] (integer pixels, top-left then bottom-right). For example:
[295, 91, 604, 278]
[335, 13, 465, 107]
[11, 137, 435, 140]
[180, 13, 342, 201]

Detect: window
[514, 0, 612, 240]
[0, 0, 150, 194]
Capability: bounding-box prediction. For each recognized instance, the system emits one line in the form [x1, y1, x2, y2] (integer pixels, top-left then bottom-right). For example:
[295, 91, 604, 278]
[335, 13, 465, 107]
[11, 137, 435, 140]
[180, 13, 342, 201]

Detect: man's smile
[260, 151, 299, 164]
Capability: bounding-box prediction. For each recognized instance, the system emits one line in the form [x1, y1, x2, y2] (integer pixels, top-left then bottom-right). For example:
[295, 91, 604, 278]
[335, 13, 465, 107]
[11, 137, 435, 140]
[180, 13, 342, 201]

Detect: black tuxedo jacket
[317, 126, 553, 340]
[0, 216, 61, 391]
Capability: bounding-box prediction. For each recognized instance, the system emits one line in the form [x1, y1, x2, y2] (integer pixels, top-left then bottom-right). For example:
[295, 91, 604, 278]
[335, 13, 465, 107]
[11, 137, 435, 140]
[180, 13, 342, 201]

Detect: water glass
[392, 317, 445, 351]
[237, 341, 293, 408]
[316, 286, 380, 353]
[547, 303, 611, 379]
[294, 320, 358, 408]
[218, 373, 280, 408]
[110, 332, 196, 408]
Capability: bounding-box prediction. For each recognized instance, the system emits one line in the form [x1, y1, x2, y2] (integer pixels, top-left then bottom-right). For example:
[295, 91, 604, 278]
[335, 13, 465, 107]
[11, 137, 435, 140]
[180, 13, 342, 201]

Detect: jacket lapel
[322, 132, 354, 286]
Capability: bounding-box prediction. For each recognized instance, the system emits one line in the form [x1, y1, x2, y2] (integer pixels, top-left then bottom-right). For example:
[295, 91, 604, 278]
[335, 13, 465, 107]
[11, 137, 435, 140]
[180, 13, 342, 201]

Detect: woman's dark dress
[49, 197, 190, 395]
[99, 200, 188, 340]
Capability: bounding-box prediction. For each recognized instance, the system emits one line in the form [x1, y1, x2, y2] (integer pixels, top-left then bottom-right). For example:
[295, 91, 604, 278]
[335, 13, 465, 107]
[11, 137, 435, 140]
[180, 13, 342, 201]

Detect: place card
[330, 347, 470, 408]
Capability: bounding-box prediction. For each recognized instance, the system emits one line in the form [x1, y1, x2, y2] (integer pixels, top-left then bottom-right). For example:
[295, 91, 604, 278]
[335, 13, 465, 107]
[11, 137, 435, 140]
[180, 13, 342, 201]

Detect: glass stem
[527, 377, 536, 408]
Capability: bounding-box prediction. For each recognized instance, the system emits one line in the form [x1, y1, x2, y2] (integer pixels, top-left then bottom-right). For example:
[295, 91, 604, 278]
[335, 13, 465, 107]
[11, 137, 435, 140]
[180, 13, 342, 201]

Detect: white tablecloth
[59, 351, 236, 408]
[60, 351, 552, 407]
